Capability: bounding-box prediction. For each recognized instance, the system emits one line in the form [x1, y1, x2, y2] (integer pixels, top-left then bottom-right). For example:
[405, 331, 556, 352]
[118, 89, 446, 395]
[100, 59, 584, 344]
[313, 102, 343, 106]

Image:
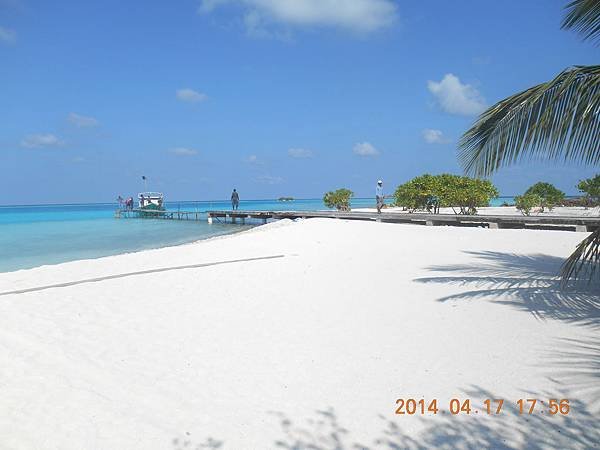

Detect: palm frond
[561, 228, 600, 286]
[458, 65, 600, 178]
[562, 0, 600, 44]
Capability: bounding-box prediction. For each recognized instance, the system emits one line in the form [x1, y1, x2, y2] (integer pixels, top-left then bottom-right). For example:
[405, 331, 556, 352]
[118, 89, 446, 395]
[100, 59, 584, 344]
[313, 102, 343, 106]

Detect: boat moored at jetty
[138, 192, 164, 211]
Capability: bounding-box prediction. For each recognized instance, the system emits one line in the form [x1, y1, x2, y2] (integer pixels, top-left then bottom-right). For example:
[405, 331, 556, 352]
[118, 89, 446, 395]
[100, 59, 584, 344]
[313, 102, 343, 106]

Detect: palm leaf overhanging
[458, 65, 600, 178]
[457, 0, 600, 286]
[562, 0, 600, 43]
[561, 226, 600, 286]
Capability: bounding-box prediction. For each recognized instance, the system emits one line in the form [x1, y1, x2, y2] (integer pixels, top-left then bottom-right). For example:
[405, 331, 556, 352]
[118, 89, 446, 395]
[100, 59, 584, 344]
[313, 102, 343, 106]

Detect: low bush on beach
[393, 174, 439, 212]
[394, 174, 498, 215]
[323, 188, 353, 211]
[515, 193, 542, 216]
[523, 182, 565, 212]
[577, 174, 600, 206]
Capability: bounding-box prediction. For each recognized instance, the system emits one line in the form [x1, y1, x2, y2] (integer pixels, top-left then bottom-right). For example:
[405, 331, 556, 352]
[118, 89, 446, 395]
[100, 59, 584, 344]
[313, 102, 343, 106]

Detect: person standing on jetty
[231, 189, 240, 210]
[376, 180, 384, 213]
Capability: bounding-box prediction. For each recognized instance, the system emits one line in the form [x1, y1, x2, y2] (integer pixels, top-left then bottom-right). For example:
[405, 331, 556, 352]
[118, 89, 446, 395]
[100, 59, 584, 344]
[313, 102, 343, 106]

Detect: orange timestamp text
[394, 398, 570, 415]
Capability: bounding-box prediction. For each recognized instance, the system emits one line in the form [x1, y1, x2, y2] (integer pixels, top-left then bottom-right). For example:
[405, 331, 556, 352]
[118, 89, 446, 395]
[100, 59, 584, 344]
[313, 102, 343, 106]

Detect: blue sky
[1, 0, 598, 204]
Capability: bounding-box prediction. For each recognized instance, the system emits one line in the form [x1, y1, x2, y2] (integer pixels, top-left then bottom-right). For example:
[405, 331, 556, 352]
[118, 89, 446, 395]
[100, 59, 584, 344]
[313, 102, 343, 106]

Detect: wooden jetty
[115, 208, 204, 221]
[205, 210, 600, 232]
[115, 208, 600, 232]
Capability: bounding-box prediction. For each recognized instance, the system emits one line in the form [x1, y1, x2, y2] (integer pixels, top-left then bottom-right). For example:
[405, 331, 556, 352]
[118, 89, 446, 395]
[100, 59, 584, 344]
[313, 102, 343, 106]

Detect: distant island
[278, 197, 294, 202]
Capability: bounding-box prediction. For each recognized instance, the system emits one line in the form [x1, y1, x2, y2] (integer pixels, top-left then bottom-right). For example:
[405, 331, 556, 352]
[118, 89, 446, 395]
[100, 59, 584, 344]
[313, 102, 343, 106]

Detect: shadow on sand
[172, 251, 600, 449]
[173, 385, 600, 449]
[546, 335, 600, 413]
[413, 251, 600, 328]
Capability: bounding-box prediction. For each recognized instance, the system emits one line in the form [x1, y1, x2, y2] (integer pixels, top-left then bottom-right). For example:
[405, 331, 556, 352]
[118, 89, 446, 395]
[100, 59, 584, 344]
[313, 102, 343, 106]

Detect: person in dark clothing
[231, 189, 240, 210]
[375, 180, 384, 213]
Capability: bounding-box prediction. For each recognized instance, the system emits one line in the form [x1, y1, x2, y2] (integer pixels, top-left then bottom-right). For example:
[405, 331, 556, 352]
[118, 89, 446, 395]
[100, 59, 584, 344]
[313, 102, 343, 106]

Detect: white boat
[138, 192, 164, 210]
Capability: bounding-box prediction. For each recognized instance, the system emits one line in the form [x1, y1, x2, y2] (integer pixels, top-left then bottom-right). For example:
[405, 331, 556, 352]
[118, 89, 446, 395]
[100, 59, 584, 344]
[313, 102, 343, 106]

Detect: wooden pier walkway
[115, 208, 600, 232]
[206, 210, 600, 232]
[115, 208, 204, 221]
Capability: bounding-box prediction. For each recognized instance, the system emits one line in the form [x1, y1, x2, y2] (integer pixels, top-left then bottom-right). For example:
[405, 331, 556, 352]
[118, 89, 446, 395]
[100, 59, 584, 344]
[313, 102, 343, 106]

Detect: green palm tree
[458, 0, 600, 285]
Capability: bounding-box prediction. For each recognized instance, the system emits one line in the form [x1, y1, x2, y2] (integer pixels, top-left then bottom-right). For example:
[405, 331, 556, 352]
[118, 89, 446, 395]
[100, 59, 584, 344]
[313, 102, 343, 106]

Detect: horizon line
[0, 195, 526, 208]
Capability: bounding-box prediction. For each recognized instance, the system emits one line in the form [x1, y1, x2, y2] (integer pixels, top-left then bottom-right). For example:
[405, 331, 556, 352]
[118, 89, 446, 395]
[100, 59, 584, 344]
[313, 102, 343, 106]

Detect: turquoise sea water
[0, 197, 514, 272]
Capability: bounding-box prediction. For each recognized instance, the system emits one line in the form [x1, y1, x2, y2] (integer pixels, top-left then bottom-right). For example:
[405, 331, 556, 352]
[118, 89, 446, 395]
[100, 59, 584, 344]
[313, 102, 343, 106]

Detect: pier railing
[114, 208, 203, 221]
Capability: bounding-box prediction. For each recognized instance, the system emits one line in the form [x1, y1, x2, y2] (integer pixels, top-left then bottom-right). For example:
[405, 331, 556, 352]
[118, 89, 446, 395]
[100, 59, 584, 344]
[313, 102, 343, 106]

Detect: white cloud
[245, 154, 259, 163]
[67, 112, 99, 128]
[198, 0, 397, 34]
[427, 74, 487, 116]
[288, 147, 313, 158]
[255, 175, 283, 184]
[168, 147, 199, 156]
[353, 141, 379, 157]
[422, 128, 450, 144]
[0, 26, 16, 44]
[20, 134, 63, 148]
[176, 88, 207, 103]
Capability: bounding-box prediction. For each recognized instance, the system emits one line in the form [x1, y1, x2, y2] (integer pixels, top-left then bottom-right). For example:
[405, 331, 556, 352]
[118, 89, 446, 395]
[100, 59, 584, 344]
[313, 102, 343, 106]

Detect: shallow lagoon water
[0, 197, 514, 272]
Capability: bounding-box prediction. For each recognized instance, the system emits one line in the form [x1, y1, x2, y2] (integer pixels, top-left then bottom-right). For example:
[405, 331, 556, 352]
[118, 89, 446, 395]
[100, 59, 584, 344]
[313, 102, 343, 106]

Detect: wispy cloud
[176, 88, 207, 103]
[245, 154, 259, 163]
[198, 0, 397, 36]
[353, 141, 379, 157]
[0, 26, 16, 44]
[168, 147, 199, 156]
[427, 74, 487, 116]
[422, 128, 450, 144]
[67, 112, 99, 128]
[255, 175, 283, 184]
[20, 134, 63, 148]
[241, 9, 292, 40]
[288, 147, 313, 158]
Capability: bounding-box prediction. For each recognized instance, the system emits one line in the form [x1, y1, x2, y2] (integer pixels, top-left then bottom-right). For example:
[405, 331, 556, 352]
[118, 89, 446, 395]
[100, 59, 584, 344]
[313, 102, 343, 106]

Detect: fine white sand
[0, 219, 598, 449]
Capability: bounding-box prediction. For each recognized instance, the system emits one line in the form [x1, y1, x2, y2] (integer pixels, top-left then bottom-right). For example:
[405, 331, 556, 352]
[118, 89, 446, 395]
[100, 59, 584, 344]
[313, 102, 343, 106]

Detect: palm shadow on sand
[547, 335, 600, 413]
[414, 250, 600, 414]
[172, 251, 600, 449]
[413, 251, 600, 328]
[174, 387, 600, 449]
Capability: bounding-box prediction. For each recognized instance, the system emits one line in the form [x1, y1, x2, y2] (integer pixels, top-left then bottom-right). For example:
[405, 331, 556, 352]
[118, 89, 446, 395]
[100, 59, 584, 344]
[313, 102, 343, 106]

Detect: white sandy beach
[0, 218, 599, 449]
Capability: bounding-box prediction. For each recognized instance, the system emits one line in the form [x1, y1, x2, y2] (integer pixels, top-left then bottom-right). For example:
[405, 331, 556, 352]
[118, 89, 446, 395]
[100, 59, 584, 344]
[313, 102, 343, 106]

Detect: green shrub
[577, 174, 600, 205]
[323, 188, 354, 211]
[394, 174, 439, 212]
[394, 174, 499, 215]
[515, 193, 541, 216]
[524, 182, 565, 211]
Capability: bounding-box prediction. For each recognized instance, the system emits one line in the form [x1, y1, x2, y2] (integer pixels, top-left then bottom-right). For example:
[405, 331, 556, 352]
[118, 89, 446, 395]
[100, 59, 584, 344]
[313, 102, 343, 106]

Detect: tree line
[323, 173, 600, 215]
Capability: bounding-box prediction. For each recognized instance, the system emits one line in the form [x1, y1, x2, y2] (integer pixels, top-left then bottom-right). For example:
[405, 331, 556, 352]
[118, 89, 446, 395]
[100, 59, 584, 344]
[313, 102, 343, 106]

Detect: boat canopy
[138, 192, 163, 199]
